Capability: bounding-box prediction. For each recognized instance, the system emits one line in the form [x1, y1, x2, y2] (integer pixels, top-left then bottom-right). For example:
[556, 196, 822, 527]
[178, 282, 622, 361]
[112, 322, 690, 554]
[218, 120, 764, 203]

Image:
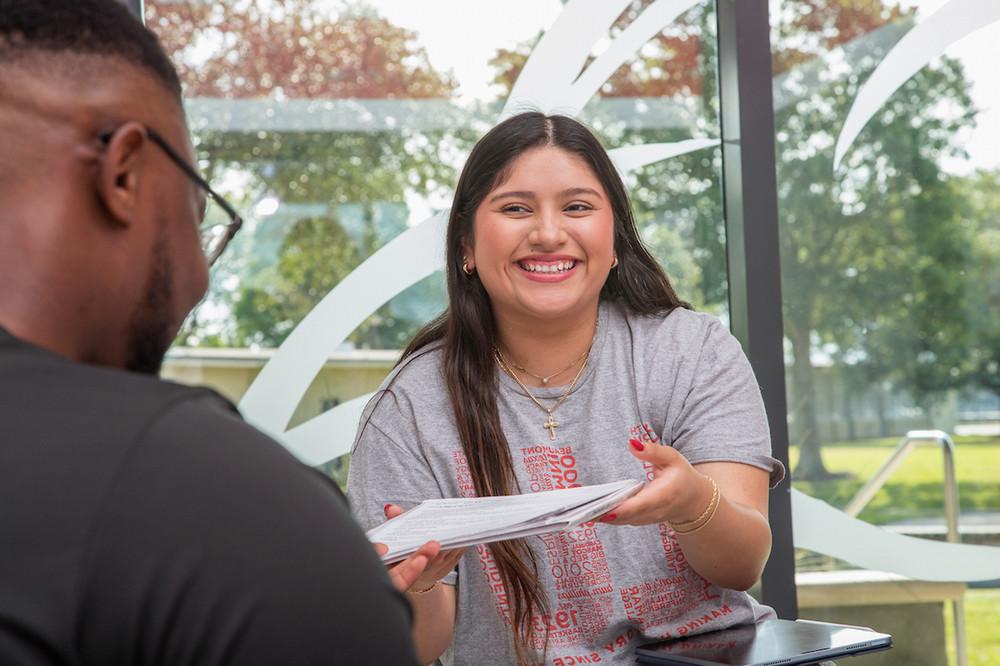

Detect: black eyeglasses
[99, 126, 243, 266]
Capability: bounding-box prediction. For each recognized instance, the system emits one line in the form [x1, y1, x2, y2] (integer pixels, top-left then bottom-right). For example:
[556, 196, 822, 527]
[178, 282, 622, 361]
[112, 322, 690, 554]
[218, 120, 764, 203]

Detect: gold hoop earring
[462, 259, 474, 276]
[611, 255, 619, 269]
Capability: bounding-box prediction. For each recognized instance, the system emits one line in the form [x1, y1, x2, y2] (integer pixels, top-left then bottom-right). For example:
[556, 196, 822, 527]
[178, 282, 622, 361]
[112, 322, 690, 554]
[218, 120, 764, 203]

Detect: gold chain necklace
[496, 351, 588, 441]
[494, 314, 599, 441]
[504, 313, 599, 386]
[508, 347, 589, 385]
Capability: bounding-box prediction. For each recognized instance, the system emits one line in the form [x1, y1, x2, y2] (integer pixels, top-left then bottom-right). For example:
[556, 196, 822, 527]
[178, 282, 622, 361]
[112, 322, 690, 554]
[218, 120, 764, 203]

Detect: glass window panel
[151, 1, 727, 488]
[771, 1, 1000, 663]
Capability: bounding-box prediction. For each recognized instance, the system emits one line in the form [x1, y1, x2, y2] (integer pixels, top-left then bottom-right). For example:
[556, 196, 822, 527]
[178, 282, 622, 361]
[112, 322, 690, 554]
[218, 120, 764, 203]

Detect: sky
[359, 0, 565, 104]
[360, 0, 999, 172]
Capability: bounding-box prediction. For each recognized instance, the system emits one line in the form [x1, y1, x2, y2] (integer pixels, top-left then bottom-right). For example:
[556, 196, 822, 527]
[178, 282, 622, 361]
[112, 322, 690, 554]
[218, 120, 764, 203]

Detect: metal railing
[844, 429, 966, 666]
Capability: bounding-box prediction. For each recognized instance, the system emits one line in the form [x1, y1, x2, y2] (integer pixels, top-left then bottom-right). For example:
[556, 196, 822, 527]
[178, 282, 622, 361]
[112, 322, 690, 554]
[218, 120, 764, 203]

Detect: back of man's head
[0, 0, 181, 100]
[0, 0, 210, 375]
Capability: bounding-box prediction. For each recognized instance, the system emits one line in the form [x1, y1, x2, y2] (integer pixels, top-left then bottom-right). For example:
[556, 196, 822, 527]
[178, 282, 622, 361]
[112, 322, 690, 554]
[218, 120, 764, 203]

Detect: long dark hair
[402, 112, 688, 661]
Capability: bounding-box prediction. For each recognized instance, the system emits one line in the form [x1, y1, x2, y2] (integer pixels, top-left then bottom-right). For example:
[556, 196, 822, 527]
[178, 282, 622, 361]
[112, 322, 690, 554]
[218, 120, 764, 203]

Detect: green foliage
[612, 3, 727, 309]
[960, 171, 1000, 396]
[233, 215, 361, 345]
[148, 0, 464, 349]
[774, 4, 982, 477]
[197, 123, 461, 348]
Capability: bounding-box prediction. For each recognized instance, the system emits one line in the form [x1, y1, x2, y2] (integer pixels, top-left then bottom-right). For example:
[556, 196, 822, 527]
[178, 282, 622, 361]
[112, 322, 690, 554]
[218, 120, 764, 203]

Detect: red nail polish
[629, 439, 644, 452]
[601, 513, 617, 522]
[383, 504, 392, 515]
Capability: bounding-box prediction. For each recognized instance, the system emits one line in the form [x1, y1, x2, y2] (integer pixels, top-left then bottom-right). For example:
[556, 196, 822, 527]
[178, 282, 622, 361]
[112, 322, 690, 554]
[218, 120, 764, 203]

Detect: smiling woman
[467, 145, 616, 330]
[347, 112, 784, 665]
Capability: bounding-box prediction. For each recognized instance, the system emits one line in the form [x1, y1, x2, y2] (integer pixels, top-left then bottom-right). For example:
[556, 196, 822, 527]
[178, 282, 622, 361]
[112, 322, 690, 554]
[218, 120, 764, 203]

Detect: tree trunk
[842, 377, 857, 441]
[789, 325, 831, 479]
[876, 385, 889, 437]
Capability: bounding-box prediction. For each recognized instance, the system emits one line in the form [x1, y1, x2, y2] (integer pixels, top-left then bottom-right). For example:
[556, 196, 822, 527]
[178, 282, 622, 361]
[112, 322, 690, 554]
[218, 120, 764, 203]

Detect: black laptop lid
[635, 619, 892, 666]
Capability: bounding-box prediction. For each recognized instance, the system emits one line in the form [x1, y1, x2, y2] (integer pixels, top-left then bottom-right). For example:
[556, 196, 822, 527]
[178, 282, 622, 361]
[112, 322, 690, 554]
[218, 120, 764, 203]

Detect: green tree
[774, 1, 977, 478]
[233, 216, 360, 345]
[147, 0, 459, 348]
[961, 170, 1000, 400]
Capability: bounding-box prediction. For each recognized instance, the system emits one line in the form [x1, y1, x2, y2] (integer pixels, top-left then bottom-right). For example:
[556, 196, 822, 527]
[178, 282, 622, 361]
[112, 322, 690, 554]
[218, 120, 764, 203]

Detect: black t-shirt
[0, 328, 417, 665]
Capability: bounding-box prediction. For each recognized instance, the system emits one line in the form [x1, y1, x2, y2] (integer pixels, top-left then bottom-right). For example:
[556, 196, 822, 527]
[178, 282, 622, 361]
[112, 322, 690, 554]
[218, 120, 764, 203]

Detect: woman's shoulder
[386, 341, 448, 391]
[362, 341, 449, 422]
[351, 339, 459, 458]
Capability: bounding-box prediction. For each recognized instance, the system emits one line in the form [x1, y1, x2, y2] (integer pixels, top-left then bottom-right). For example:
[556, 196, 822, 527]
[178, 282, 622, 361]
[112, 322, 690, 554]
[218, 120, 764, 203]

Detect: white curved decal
[282, 392, 375, 467]
[792, 490, 1000, 581]
[834, 0, 1000, 170]
[503, 0, 700, 118]
[240, 0, 712, 463]
[238, 210, 448, 437]
[609, 139, 718, 175]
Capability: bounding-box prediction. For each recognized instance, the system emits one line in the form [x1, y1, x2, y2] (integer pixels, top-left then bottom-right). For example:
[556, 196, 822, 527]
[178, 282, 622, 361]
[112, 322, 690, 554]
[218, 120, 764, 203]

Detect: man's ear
[96, 121, 148, 228]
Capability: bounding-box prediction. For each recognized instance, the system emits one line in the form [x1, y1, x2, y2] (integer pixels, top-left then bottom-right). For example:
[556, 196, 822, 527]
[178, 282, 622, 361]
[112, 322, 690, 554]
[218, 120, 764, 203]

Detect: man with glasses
[0, 2, 435, 664]
[105, 125, 245, 268]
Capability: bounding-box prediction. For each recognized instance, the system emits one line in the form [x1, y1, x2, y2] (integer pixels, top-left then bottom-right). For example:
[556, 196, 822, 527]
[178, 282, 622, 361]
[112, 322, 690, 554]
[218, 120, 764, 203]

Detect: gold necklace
[508, 347, 589, 385]
[496, 351, 589, 441]
[494, 314, 599, 441]
[503, 313, 600, 386]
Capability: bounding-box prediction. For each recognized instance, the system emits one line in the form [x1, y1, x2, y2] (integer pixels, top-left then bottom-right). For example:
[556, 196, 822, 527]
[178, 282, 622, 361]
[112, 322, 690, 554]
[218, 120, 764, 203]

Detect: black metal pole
[122, 0, 144, 21]
[716, 0, 798, 619]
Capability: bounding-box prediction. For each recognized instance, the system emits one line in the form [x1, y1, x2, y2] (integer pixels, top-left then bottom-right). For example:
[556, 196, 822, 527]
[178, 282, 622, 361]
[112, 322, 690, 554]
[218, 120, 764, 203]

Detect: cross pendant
[543, 415, 559, 440]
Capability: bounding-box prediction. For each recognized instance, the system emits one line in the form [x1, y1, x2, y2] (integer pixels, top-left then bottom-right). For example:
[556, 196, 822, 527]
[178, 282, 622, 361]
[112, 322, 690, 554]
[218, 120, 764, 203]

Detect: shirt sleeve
[667, 318, 786, 487]
[75, 394, 418, 666]
[348, 388, 458, 585]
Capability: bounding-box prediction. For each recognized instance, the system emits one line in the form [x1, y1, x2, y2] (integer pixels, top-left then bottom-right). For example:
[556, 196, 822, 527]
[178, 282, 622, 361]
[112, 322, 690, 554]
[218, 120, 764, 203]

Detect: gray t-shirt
[348, 301, 785, 665]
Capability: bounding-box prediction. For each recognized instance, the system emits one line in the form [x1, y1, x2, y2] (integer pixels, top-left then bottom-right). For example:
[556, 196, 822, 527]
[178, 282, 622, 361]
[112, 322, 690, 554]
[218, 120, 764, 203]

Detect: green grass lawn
[789, 435, 1000, 524]
[946, 589, 1000, 666]
[790, 435, 1000, 665]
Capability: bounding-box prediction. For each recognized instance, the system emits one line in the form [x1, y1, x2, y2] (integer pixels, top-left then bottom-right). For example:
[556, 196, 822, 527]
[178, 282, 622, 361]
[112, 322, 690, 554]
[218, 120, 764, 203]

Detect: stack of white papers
[369, 479, 644, 564]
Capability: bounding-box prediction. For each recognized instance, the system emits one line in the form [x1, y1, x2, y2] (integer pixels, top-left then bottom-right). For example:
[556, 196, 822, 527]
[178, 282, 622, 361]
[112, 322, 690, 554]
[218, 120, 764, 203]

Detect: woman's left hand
[598, 439, 715, 527]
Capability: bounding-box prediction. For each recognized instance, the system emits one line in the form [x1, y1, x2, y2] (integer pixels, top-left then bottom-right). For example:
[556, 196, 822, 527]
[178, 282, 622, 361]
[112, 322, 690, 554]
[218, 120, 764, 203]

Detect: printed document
[369, 479, 643, 563]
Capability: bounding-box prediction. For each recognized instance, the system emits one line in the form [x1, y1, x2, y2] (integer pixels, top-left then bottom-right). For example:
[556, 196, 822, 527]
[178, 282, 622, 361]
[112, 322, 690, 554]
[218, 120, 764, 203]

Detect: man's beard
[125, 231, 175, 375]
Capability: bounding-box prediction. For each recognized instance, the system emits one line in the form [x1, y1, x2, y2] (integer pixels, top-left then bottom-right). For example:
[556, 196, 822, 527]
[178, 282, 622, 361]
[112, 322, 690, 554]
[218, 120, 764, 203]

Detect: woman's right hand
[377, 503, 466, 593]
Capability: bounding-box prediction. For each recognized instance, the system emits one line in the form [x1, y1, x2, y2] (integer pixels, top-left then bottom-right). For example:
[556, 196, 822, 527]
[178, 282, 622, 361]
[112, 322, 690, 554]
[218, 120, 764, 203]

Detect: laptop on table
[635, 618, 892, 665]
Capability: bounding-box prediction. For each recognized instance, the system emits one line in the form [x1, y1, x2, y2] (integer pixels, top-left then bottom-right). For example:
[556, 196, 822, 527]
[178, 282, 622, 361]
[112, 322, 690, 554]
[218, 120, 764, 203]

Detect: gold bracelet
[668, 476, 720, 535]
[670, 491, 720, 535]
[408, 580, 440, 595]
[670, 476, 718, 528]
